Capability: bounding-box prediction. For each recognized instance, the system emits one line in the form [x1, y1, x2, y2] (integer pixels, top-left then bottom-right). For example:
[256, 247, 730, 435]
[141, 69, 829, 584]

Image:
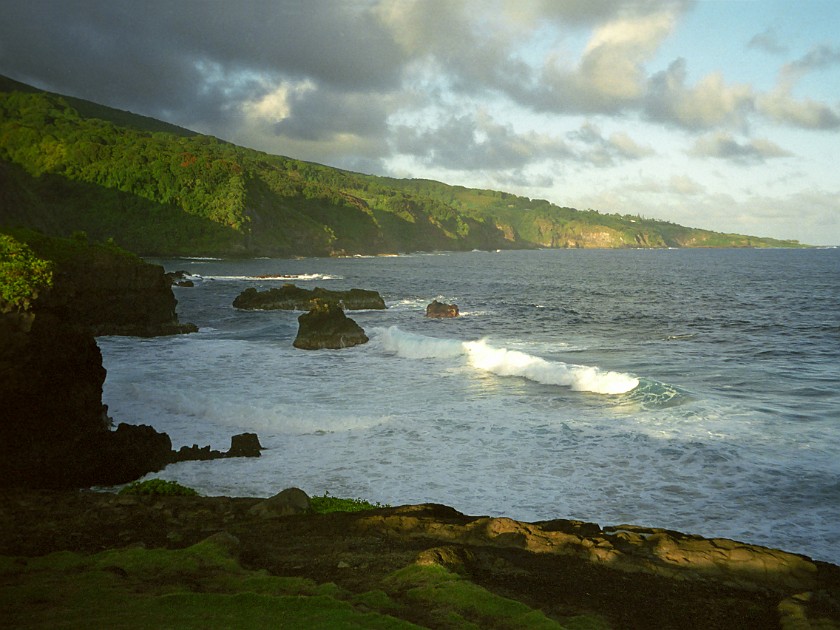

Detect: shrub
[0, 233, 54, 311]
[309, 492, 388, 514]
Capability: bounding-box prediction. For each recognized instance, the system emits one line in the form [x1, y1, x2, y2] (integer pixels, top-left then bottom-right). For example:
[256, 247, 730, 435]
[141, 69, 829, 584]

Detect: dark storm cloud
[0, 0, 404, 128]
[272, 86, 390, 142]
[392, 112, 571, 171]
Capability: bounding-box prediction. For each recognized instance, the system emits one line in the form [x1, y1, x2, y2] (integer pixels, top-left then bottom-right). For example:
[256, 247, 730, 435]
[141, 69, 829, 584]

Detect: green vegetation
[0, 536, 606, 629]
[310, 492, 389, 514]
[0, 538, 420, 629]
[384, 563, 607, 629]
[119, 479, 200, 497]
[0, 232, 53, 310]
[0, 226, 144, 315]
[0, 75, 806, 256]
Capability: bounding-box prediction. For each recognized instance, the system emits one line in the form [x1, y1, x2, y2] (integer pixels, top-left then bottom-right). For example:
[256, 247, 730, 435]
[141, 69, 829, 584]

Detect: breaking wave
[374, 326, 639, 395]
[194, 273, 341, 282]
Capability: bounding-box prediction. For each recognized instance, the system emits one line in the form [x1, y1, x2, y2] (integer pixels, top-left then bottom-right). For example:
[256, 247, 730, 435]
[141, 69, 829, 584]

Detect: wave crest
[375, 326, 639, 395]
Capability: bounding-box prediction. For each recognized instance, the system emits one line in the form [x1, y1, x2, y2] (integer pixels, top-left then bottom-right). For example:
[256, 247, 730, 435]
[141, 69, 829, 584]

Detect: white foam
[201, 273, 341, 281]
[374, 326, 639, 395]
[377, 326, 464, 359]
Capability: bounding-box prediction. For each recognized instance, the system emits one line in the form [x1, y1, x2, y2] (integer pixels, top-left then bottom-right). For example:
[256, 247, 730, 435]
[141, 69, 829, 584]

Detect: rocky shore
[2, 488, 839, 629]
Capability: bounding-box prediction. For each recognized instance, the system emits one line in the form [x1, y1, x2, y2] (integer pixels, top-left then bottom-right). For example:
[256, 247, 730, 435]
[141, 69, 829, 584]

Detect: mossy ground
[2, 490, 832, 629]
[0, 536, 604, 629]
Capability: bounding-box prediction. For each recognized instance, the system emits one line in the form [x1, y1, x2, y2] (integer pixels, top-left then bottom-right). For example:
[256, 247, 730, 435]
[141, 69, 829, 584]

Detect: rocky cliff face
[0, 235, 195, 487]
[44, 252, 197, 337]
[0, 306, 173, 488]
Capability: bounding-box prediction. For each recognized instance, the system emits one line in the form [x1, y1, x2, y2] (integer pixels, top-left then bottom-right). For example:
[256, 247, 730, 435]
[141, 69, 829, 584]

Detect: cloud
[747, 28, 788, 55]
[392, 110, 571, 171]
[0, 0, 404, 128]
[567, 122, 654, 166]
[689, 132, 793, 163]
[645, 59, 754, 129]
[530, 6, 684, 114]
[668, 174, 705, 195]
[756, 91, 840, 130]
[755, 45, 840, 130]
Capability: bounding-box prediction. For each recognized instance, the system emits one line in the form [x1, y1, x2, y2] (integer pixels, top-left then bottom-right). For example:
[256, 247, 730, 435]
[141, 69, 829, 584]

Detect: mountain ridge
[0, 75, 806, 256]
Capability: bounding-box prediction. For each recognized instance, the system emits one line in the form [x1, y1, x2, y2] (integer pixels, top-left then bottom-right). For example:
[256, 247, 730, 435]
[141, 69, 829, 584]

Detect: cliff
[0, 230, 194, 488]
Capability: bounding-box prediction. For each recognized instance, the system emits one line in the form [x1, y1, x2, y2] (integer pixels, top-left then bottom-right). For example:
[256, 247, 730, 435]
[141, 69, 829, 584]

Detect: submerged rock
[426, 299, 459, 318]
[233, 284, 386, 311]
[293, 301, 369, 350]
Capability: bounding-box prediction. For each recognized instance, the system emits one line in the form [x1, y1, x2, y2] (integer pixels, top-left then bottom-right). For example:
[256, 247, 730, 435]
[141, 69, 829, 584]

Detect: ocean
[97, 247, 840, 564]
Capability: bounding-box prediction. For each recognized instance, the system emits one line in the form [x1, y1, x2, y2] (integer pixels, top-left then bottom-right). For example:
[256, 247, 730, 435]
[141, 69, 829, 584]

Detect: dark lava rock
[248, 487, 311, 518]
[172, 433, 262, 463]
[293, 301, 368, 350]
[426, 299, 459, 318]
[0, 235, 197, 488]
[227, 433, 262, 458]
[233, 284, 386, 311]
[42, 253, 198, 337]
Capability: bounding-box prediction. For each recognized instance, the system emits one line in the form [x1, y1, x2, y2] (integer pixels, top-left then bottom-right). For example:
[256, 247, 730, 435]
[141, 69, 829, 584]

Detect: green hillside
[0, 75, 804, 256]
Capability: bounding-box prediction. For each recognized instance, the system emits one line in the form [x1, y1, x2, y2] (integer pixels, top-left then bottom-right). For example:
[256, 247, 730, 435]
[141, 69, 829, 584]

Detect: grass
[0, 538, 420, 629]
[310, 491, 389, 514]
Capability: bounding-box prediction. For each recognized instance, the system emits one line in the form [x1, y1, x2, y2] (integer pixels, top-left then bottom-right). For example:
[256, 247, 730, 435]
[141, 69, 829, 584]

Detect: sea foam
[375, 326, 639, 395]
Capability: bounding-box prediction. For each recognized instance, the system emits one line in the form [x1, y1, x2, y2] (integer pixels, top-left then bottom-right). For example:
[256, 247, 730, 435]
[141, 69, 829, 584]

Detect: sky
[1, 1, 839, 245]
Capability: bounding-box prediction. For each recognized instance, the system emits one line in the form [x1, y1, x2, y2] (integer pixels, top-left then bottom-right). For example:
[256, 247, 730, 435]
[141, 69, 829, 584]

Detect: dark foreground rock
[1, 489, 838, 629]
[293, 301, 369, 350]
[1, 233, 197, 488]
[426, 299, 459, 318]
[38, 244, 198, 337]
[0, 305, 174, 488]
[233, 284, 386, 311]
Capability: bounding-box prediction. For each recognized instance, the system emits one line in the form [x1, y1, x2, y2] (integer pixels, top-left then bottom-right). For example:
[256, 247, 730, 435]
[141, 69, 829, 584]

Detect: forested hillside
[0, 76, 803, 256]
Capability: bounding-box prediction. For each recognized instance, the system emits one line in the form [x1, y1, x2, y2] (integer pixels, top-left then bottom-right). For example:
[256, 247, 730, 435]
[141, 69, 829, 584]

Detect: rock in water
[233, 284, 386, 311]
[426, 299, 459, 318]
[226, 433, 262, 458]
[293, 301, 369, 350]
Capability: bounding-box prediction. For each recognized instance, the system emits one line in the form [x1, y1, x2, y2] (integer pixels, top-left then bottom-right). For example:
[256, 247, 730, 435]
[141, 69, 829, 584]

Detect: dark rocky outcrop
[293, 301, 369, 350]
[172, 433, 263, 462]
[0, 232, 198, 488]
[425, 299, 459, 318]
[44, 254, 198, 337]
[233, 284, 386, 311]
[247, 487, 311, 518]
[165, 270, 195, 287]
[0, 305, 177, 487]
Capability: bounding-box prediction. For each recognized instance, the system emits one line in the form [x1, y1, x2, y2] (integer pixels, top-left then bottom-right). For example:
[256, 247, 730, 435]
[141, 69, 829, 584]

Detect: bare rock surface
[425, 299, 459, 318]
[293, 301, 369, 350]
